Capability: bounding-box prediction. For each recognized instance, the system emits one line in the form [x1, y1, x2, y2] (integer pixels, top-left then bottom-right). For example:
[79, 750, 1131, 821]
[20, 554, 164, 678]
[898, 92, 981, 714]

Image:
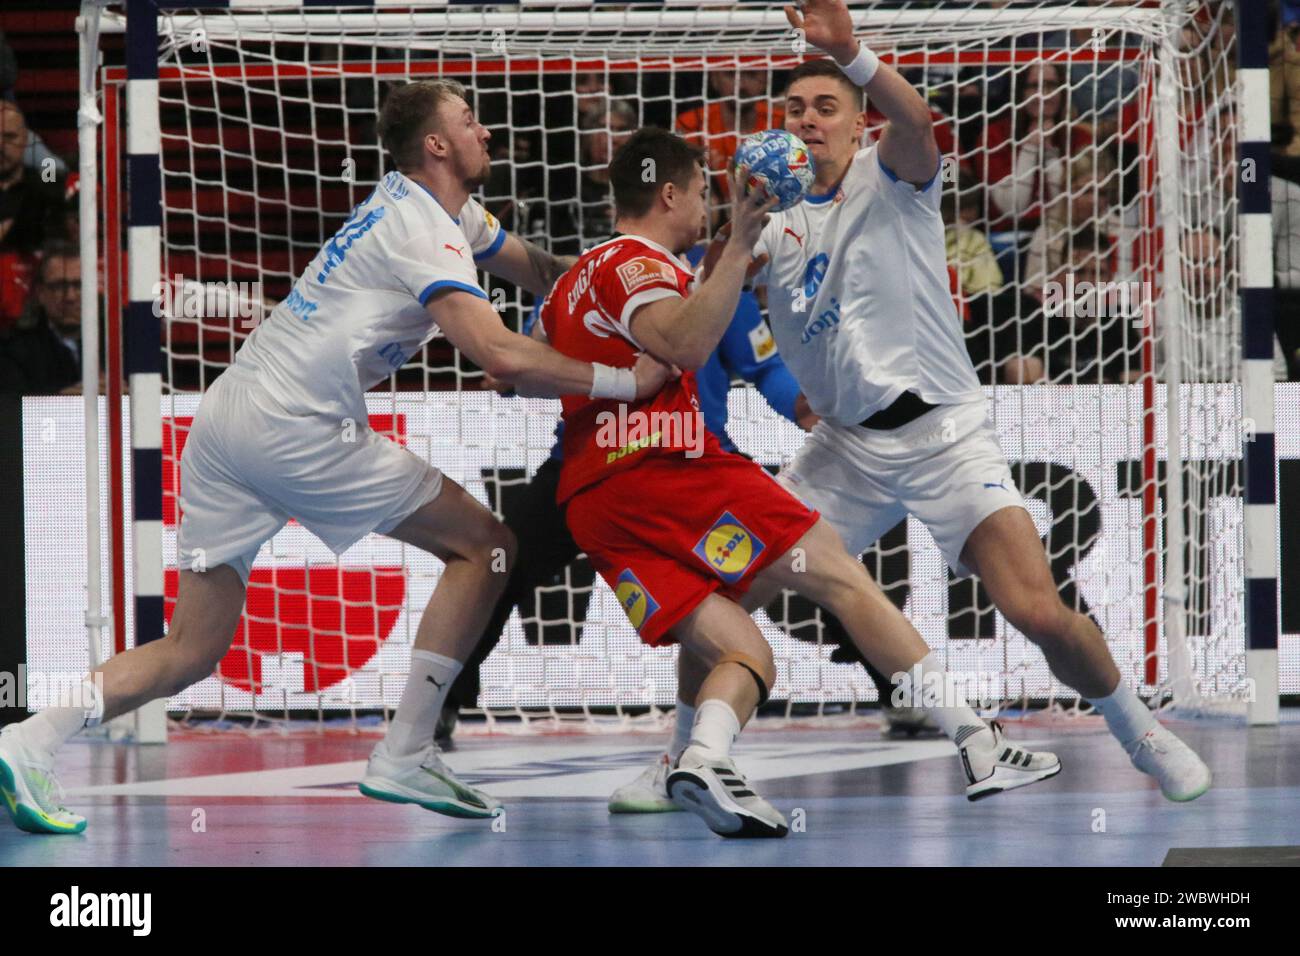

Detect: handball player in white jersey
[0, 80, 670, 834]
[610, 0, 1210, 811]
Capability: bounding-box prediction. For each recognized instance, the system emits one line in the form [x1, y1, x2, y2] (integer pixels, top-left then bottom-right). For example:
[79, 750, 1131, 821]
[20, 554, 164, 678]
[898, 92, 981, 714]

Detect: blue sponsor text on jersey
[378, 341, 409, 370]
[283, 286, 318, 321]
[317, 207, 387, 284]
[800, 296, 841, 345]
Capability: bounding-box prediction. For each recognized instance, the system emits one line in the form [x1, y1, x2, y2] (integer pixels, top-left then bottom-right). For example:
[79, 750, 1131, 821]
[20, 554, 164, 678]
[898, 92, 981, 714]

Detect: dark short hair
[609, 127, 706, 218]
[38, 238, 78, 280]
[785, 59, 864, 109]
[377, 79, 468, 169]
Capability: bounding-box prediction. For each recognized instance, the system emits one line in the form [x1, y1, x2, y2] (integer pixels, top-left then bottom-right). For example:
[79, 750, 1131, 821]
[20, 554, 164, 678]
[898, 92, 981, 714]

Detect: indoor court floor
[2, 712, 1298, 867]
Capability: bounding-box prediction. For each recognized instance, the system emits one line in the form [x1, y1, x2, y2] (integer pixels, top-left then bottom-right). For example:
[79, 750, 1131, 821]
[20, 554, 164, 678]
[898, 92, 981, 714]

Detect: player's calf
[756, 521, 1063, 798]
[666, 597, 787, 837]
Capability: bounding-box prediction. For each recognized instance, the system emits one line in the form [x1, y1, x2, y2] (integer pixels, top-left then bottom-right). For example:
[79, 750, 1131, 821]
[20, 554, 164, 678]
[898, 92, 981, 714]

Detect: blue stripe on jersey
[474, 227, 507, 261]
[419, 279, 487, 306]
[878, 153, 942, 193]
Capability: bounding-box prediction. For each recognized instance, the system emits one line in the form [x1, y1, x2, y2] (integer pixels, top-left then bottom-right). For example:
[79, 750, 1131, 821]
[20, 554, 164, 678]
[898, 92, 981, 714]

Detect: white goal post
[75, 1, 1278, 731]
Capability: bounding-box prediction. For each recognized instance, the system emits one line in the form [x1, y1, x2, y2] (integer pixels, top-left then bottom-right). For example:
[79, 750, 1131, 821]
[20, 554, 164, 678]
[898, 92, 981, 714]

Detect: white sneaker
[666, 745, 787, 838]
[608, 753, 680, 814]
[1124, 725, 1212, 802]
[961, 721, 1062, 801]
[359, 741, 500, 819]
[0, 724, 86, 835]
[881, 706, 944, 738]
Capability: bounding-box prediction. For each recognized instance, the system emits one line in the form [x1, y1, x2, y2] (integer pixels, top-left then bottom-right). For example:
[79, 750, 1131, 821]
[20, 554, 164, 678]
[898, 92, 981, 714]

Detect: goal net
[90, 1, 1254, 729]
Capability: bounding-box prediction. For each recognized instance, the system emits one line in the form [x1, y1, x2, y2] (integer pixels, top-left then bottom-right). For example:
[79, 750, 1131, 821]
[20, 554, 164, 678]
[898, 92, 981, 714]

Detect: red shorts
[564, 444, 819, 646]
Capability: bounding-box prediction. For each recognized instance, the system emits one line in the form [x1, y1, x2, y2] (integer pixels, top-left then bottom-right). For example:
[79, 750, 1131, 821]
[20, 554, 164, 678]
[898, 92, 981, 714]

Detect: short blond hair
[377, 80, 468, 169]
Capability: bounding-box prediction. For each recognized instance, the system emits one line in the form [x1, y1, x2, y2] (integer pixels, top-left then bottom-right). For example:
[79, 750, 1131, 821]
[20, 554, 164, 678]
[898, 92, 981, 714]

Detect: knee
[490, 520, 518, 568]
[720, 639, 777, 701]
[1006, 594, 1075, 645]
[464, 516, 517, 573]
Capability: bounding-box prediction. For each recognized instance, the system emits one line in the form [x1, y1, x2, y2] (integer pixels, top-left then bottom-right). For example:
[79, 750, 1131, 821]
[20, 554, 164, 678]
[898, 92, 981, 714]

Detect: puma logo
[426, 675, 446, 690]
[444, 243, 466, 259]
[783, 227, 804, 246]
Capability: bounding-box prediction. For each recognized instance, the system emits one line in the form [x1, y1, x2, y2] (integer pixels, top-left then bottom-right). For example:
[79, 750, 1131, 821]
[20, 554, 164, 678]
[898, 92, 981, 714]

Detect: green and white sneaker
[359, 741, 500, 820]
[608, 753, 680, 814]
[0, 724, 87, 835]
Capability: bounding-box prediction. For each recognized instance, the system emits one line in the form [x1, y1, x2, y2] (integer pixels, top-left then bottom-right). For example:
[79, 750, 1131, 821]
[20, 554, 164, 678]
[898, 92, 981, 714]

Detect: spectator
[1172, 227, 1290, 383]
[1024, 150, 1121, 298]
[0, 30, 66, 179]
[941, 184, 1003, 299]
[993, 233, 1139, 385]
[1066, 5, 1141, 141]
[979, 61, 1093, 231]
[551, 99, 636, 255]
[1274, 3, 1300, 157]
[0, 237, 81, 395]
[1, 101, 63, 330]
[0, 103, 63, 252]
[676, 68, 781, 213]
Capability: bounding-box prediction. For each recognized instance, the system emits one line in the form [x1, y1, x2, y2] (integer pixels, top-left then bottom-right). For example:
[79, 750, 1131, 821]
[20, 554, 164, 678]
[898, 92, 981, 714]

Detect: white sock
[669, 700, 696, 760]
[20, 679, 104, 758]
[689, 699, 741, 758]
[908, 652, 995, 751]
[1085, 679, 1156, 747]
[386, 650, 463, 758]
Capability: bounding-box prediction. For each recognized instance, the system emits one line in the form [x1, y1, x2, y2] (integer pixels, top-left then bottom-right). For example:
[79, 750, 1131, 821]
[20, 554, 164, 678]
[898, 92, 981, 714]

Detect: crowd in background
[1, 4, 1299, 396]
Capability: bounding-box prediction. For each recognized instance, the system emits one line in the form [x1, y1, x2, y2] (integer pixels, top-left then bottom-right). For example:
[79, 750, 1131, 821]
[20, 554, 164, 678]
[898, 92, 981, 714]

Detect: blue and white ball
[733, 129, 815, 211]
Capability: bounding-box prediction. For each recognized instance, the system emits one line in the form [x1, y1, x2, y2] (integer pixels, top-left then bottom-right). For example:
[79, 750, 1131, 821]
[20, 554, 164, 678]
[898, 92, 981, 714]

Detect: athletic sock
[386, 650, 463, 758]
[668, 700, 696, 761]
[20, 679, 104, 759]
[910, 652, 995, 751]
[689, 699, 741, 758]
[1085, 679, 1157, 747]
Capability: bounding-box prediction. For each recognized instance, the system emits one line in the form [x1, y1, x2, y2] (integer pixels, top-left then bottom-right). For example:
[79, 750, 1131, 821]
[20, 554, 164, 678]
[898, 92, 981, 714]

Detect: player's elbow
[672, 344, 712, 371]
[481, 337, 527, 383]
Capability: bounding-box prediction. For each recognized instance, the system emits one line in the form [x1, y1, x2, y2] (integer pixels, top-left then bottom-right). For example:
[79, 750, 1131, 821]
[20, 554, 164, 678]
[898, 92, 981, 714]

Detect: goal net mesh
[100, 1, 1249, 729]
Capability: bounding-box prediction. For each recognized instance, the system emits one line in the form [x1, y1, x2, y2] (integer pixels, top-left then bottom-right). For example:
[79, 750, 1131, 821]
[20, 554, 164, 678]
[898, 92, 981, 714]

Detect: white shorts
[777, 400, 1027, 576]
[176, 367, 443, 583]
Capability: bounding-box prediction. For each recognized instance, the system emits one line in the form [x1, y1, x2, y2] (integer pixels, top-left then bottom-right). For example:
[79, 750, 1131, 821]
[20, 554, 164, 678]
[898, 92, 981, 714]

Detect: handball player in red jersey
[536, 127, 1061, 839]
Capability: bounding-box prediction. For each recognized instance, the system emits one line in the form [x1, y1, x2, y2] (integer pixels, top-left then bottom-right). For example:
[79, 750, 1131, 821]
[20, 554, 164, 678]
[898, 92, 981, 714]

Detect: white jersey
[753, 144, 983, 427]
[231, 170, 504, 421]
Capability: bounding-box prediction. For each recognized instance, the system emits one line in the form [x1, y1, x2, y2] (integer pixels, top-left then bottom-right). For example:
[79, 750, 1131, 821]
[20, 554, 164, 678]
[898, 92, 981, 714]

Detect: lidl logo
[615, 569, 660, 632]
[693, 511, 765, 583]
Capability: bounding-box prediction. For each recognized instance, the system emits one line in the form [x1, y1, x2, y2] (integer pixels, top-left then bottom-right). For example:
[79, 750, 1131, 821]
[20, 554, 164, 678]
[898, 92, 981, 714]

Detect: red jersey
[540, 235, 701, 503]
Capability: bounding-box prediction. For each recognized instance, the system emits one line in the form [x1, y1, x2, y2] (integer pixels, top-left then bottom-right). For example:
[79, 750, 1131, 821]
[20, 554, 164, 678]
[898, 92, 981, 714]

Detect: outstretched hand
[784, 0, 858, 64]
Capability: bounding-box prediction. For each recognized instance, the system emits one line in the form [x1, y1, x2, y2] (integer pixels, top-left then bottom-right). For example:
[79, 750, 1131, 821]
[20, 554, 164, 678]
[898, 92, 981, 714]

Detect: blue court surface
[2, 712, 1298, 867]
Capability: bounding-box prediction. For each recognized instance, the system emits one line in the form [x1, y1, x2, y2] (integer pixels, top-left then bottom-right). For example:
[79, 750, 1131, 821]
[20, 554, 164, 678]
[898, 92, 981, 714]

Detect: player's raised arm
[426, 288, 670, 400]
[785, 0, 938, 186]
[629, 166, 776, 370]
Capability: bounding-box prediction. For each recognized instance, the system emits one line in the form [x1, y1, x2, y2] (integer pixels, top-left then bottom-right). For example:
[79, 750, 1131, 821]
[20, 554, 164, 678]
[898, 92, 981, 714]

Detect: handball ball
[733, 129, 815, 212]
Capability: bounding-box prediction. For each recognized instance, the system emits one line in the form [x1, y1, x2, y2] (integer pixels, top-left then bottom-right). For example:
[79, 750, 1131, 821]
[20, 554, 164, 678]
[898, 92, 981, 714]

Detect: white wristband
[838, 42, 880, 87]
[589, 362, 637, 402]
